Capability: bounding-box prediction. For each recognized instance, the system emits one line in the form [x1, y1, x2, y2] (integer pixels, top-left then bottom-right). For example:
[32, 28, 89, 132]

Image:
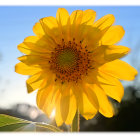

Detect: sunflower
[15, 8, 138, 126]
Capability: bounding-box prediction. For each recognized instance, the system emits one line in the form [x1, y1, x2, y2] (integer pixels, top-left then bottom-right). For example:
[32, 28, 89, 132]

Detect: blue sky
[0, 6, 140, 108]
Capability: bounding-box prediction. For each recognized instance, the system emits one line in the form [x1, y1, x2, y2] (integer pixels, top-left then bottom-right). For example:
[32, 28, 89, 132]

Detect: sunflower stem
[71, 110, 80, 132]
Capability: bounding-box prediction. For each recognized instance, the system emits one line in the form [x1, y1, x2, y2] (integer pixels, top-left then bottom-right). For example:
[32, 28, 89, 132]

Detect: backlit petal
[72, 84, 97, 120]
[18, 36, 54, 55]
[93, 14, 115, 30]
[70, 10, 83, 25]
[36, 84, 53, 110]
[70, 10, 83, 41]
[97, 70, 124, 102]
[56, 8, 70, 42]
[83, 84, 99, 109]
[89, 84, 114, 117]
[65, 90, 77, 125]
[39, 86, 59, 117]
[40, 16, 61, 44]
[15, 62, 41, 75]
[18, 42, 31, 55]
[93, 45, 130, 65]
[99, 59, 138, 81]
[60, 88, 70, 122]
[24, 36, 54, 52]
[26, 72, 44, 93]
[101, 25, 125, 45]
[18, 55, 49, 66]
[33, 22, 45, 37]
[82, 9, 96, 25]
[56, 8, 69, 26]
[55, 92, 64, 126]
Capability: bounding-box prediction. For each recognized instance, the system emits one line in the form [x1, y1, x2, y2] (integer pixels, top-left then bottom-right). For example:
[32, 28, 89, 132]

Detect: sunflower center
[57, 49, 77, 69]
[49, 38, 92, 83]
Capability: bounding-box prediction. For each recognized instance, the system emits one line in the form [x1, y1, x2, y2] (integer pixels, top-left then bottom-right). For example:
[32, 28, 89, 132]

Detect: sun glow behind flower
[50, 109, 56, 119]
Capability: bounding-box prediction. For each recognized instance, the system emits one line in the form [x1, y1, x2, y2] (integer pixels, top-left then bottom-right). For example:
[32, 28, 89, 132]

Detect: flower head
[15, 8, 138, 126]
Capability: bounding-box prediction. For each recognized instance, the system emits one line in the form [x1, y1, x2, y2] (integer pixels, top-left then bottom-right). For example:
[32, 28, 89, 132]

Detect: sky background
[0, 6, 140, 108]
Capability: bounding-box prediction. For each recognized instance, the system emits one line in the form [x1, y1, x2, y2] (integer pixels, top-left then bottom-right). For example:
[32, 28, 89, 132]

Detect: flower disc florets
[49, 38, 92, 83]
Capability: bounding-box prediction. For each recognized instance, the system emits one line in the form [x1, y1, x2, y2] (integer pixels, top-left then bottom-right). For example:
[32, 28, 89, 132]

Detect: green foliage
[0, 114, 62, 132]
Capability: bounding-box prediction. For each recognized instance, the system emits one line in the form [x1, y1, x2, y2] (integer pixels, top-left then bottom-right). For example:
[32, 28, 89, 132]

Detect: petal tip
[26, 82, 33, 93]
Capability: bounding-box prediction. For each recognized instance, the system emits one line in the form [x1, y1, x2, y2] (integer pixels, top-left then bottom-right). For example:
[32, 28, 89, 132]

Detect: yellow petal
[18, 43, 32, 55]
[18, 55, 49, 66]
[18, 42, 52, 56]
[26, 72, 44, 93]
[36, 84, 53, 110]
[55, 92, 64, 126]
[82, 15, 114, 49]
[40, 16, 61, 44]
[99, 59, 138, 81]
[42, 72, 56, 88]
[59, 87, 77, 124]
[56, 8, 70, 42]
[83, 70, 97, 84]
[60, 88, 70, 122]
[23, 42, 53, 54]
[89, 83, 114, 117]
[83, 15, 115, 47]
[24, 35, 56, 50]
[70, 10, 83, 25]
[24, 36, 41, 43]
[33, 22, 45, 37]
[72, 84, 97, 120]
[37, 85, 61, 123]
[58, 82, 71, 96]
[40, 16, 58, 31]
[83, 84, 99, 109]
[101, 25, 125, 45]
[24, 36, 54, 52]
[70, 10, 83, 41]
[93, 45, 130, 65]
[15, 62, 41, 75]
[56, 8, 69, 26]
[82, 9, 96, 25]
[97, 70, 124, 102]
[38, 86, 59, 117]
[18, 36, 53, 55]
[93, 14, 115, 30]
[81, 26, 102, 48]
[75, 9, 96, 43]
[65, 90, 77, 125]
[89, 14, 115, 45]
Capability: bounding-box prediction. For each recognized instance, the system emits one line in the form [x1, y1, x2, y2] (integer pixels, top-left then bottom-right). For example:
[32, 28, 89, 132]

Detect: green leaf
[0, 114, 62, 132]
[35, 122, 63, 132]
[0, 114, 30, 127]
[0, 123, 35, 131]
[0, 114, 34, 131]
